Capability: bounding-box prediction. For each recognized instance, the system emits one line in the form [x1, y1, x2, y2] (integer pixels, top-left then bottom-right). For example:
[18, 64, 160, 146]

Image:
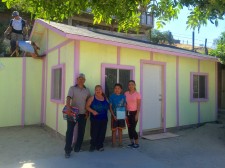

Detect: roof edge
[34, 19, 218, 62]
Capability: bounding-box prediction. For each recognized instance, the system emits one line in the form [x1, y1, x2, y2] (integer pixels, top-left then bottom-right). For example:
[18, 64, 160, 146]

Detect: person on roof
[4, 11, 28, 56]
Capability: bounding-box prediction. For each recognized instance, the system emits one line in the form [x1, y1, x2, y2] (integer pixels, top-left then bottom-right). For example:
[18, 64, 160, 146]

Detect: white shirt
[12, 17, 23, 31]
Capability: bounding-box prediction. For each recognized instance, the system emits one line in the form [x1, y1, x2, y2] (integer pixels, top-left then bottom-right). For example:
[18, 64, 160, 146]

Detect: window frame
[190, 72, 208, 102]
[50, 64, 65, 104]
[101, 63, 135, 94]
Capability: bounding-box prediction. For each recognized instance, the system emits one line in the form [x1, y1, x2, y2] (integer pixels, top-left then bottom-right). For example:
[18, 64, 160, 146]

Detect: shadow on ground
[0, 123, 225, 168]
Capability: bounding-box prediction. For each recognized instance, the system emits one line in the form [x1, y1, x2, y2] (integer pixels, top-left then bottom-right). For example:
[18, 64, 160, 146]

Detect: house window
[51, 64, 65, 103]
[191, 73, 208, 101]
[105, 68, 132, 97]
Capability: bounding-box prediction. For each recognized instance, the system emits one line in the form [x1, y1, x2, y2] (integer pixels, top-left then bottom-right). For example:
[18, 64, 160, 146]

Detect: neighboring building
[66, 10, 154, 42]
[0, 19, 218, 140]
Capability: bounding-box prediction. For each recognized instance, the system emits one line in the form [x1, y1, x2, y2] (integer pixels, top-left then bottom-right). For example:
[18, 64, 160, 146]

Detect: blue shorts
[18, 41, 35, 53]
[111, 118, 126, 130]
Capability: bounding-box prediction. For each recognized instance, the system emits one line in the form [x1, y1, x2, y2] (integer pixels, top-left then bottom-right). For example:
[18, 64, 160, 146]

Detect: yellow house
[0, 19, 218, 140]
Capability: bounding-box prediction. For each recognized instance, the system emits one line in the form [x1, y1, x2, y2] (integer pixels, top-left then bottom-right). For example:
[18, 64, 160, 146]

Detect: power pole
[192, 31, 195, 52]
[205, 38, 208, 55]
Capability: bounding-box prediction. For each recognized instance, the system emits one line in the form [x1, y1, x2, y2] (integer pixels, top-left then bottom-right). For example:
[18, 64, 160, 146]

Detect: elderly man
[64, 73, 91, 158]
[4, 11, 28, 56]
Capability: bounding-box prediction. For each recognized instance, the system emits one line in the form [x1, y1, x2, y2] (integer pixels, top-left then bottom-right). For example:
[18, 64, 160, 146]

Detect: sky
[154, 7, 225, 48]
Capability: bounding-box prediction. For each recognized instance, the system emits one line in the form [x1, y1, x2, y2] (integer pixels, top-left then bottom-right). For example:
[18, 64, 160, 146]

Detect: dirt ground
[1, 123, 225, 168]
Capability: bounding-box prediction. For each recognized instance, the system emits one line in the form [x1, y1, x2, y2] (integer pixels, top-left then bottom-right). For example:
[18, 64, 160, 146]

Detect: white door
[142, 64, 162, 130]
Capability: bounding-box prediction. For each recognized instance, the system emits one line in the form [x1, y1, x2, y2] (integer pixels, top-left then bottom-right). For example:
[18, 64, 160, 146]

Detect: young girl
[125, 80, 141, 148]
[109, 83, 126, 147]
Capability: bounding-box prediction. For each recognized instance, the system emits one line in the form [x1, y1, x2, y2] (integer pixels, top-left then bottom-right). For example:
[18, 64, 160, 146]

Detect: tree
[1, 0, 225, 32]
[149, 29, 174, 44]
[209, 32, 225, 63]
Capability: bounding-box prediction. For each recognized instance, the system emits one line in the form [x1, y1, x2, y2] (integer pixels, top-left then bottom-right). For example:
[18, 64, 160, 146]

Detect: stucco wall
[44, 36, 217, 140]
[0, 57, 42, 127]
[44, 30, 75, 136]
[25, 58, 43, 125]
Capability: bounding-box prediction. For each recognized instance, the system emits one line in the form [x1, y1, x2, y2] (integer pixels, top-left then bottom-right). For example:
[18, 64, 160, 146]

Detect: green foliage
[149, 29, 174, 44]
[0, 1, 8, 12]
[0, 22, 10, 56]
[209, 32, 225, 63]
[1, 0, 225, 32]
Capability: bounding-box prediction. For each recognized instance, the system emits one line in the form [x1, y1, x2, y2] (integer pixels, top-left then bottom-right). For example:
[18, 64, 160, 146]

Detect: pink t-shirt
[125, 91, 141, 111]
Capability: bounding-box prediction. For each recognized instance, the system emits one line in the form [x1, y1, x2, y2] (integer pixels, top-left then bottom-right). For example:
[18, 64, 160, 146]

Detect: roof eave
[34, 19, 219, 62]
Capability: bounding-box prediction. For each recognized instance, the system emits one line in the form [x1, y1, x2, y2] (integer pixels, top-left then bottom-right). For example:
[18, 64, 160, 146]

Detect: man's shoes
[89, 146, 95, 152]
[74, 149, 83, 152]
[132, 144, 139, 148]
[65, 152, 71, 158]
[97, 147, 104, 152]
[127, 143, 134, 148]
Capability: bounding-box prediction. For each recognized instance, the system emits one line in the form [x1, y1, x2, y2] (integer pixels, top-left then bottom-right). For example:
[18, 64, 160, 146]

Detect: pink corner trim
[176, 57, 180, 127]
[41, 58, 46, 124]
[215, 62, 218, 121]
[44, 39, 72, 55]
[21, 57, 26, 126]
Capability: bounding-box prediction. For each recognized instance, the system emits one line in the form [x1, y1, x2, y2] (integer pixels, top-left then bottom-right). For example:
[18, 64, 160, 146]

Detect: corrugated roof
[35, 19, 218, 61]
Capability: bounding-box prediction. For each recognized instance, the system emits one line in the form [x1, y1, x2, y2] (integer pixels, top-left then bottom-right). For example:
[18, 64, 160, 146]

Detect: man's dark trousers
[74, 114, 87, 151]
[64, 120, 76, 153]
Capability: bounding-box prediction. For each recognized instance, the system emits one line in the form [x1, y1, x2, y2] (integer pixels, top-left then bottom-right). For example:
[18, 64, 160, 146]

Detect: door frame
[140, 60, 167, 136]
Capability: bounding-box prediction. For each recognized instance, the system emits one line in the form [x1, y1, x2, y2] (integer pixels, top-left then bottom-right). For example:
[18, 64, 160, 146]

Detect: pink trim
[56, 104, 59, 131]
[163, 63, 167, 132]
[215, 62, 218, 120]
[50, 64, 66, 104]
[117, 47, 120, 65]
[140, 61, 143, 136]
[101, 63, 135, 90]
[74, 40, 80, 84]
[36, 19, 67, 37]
[139, 60, 167, 135]
[21, 57, 26, 126]
[41, 58, 46, 123]
[198, 60, 200, 124]
[43, 57, 48, 124]
[35, 19, 217, 62]
[42, 30, 49, 124]
[44, 39, 72, 55]
[190, 72, 209, 102]
[150, 52, 153, 61]
[66, 33, 217, 62]
[58, 48, 60, 65]
[176, 57, 180, 127]
[29, 21, 37, 40]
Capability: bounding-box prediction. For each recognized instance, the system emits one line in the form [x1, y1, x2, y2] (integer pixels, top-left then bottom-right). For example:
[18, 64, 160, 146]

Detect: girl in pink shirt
[124, 80, 141, 148]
